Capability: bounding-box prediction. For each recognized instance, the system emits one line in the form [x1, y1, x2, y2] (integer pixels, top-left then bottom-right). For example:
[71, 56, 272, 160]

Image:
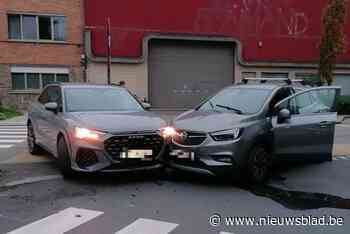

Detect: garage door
[149, 40, 234, 109]
[334, 74, 350, 95]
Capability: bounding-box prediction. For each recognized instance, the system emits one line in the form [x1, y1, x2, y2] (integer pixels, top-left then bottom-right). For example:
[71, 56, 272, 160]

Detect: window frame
[7, 13, 66, 42]
[11, 72, 69, 91]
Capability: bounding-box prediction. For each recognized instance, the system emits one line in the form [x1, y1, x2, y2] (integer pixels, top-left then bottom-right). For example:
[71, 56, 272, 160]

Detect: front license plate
[127, 150, 153, 159]
[170, 150, 195, 160]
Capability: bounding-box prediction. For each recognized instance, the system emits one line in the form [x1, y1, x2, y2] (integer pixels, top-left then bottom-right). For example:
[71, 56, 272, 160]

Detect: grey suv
[27, 84, 167, 177]
[162, 80, 341, 183]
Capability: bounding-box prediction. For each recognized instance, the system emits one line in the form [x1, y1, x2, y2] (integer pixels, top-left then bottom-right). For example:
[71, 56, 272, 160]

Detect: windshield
[199, 87, 271, 114]
[64, 87, 144, 112]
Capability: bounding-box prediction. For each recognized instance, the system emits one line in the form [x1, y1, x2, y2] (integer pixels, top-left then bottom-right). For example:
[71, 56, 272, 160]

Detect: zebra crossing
[0, 124, 27, 149]
[6, 207, 234, 234]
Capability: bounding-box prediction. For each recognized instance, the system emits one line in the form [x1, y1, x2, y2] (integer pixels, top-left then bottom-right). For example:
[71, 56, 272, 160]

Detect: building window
[8, 14, 66, 41]
[295, 73, 320, 86]
[261, 72, 289, 79]
[11, 67, 69, 90]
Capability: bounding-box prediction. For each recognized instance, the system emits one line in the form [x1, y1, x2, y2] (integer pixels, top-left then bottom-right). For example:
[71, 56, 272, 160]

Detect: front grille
[104, 133, 164, 160]
[173, 131, 207, 146]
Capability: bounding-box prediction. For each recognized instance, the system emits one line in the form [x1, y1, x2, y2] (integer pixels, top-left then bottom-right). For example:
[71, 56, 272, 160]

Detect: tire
[27, 122, 44, 155]
[57, 136, 75, 178]
[246, 145, 272, 184]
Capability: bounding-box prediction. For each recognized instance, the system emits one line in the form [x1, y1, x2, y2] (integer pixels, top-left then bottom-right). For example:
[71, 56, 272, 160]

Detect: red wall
[85, 0, 350, 63]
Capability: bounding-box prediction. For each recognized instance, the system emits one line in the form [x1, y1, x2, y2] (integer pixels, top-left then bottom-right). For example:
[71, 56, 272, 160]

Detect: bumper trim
[100, 164, 163, 173]
[167, 162, 215, 176]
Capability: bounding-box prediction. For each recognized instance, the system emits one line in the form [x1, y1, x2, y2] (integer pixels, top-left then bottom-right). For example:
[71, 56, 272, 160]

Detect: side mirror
[142, 102, 151, 110]
[44, 102, 58, 114]
[277, 108, 291, 124]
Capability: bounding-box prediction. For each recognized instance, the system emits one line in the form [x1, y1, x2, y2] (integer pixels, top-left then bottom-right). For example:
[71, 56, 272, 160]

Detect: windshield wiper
[216, 104, 243, 114]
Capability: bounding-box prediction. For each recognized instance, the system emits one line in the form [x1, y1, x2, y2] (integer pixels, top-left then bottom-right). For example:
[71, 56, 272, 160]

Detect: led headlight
[158, 126, 179, 139]
[75, 127, 105, 141]
[210, 128, 241, 142]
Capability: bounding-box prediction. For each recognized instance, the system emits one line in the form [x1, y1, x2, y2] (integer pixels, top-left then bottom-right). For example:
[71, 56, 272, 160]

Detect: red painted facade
[85, 0, 350, 63]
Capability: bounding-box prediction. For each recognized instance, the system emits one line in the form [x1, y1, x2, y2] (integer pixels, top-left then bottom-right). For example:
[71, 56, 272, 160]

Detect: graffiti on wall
[194, 0, 310, 38]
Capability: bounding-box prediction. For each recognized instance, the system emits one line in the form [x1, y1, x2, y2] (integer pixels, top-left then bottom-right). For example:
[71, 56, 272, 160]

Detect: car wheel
[246, 145, 271, 184]
[57, 136, 75, 178]
[27, 122, 43, 155]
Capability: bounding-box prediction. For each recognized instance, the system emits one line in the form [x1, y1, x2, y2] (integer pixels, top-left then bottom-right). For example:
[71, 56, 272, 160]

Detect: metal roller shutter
[149, 40, 234, 109]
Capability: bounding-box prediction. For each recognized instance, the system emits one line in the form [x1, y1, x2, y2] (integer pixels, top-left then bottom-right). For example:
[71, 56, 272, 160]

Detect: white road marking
[0, 129, 26, 131]
[0, 140, 25, 143]
[220, 232, 236, 234]
[115, 218, 179, 234]
[7, 207, 104, 234]
[0, 136, 26, 139]
[0, 132, 27, 135]
[5, 175, 63, 187]
[0, 145, 12, 149]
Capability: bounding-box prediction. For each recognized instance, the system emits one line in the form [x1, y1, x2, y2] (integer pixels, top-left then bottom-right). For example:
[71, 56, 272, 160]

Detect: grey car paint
[164, 85, 341, 177]
[28, 84, 167, 173]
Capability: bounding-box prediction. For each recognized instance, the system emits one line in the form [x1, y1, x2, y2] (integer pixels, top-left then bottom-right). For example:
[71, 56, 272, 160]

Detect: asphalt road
[0, 125, 349, 234]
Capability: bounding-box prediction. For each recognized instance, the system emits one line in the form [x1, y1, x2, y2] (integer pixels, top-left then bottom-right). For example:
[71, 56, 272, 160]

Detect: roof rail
[242, 78, 305, 85]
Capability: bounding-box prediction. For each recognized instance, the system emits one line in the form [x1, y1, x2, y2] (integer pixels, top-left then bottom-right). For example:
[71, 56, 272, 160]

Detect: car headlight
[158, 126, 179, 139]
[210, 128, 241, 141]
[75, 127, 105, 141]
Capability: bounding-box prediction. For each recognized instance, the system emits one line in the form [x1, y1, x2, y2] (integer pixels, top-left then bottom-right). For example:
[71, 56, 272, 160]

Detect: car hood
[173, 110, 253, 132]
[68, 111, 167, 133]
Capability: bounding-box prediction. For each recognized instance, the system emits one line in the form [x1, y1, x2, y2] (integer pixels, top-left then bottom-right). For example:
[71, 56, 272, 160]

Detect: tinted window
[27, 73, 40, 89]
[8, 15, 21, 39]
[64, 87, 144, 112]
[47, 86, 62, 104]
[199, 88, 271, 114]
[39, 16, 52, 40]
[12, 73, 25, 90]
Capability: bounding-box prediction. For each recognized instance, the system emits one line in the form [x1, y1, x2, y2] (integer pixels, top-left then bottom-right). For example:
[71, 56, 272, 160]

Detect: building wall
[87, 62, 148, 101]
[0, 0, 85, 110]
[85, 0, 350, 64]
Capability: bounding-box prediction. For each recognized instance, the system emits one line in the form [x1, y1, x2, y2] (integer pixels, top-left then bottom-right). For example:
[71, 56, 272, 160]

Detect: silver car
[27, 84, 167, 177]
[161, 82, 341, 183]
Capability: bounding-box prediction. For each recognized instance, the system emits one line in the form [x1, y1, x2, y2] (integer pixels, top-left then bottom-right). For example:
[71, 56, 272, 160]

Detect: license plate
[126, 150, 153, 159]
[170, 150, 195, 160]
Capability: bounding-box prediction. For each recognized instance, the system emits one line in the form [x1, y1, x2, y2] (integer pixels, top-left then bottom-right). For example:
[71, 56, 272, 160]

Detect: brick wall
[0, 0, 85, 110]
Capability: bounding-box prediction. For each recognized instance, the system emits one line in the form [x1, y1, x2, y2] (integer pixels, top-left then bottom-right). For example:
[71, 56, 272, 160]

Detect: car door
[272, 86, 341, 161]
[33, 88, 50, 145]
[43, 86, 63, 152]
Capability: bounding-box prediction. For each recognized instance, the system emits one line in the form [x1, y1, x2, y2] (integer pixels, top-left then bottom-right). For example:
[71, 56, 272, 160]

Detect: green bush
[337, 95, 350, 114]
[0, 106, 22, 120]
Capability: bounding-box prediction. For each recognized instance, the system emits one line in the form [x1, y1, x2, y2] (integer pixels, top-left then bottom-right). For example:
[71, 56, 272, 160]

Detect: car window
[199, 88, 271, 114]
[38, 88, 49, 104]
[281, 88, 338, 115]
[47, 86, 63, 110]
[269, 88, 293, 115]
[64, 87, 144, 112]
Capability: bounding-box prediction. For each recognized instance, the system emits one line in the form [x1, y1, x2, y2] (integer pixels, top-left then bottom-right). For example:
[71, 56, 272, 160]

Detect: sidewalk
[338, 115, 350, 125]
